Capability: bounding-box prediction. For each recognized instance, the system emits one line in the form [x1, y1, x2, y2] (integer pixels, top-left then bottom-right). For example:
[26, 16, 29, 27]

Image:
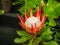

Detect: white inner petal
[25, 17, 41, 28]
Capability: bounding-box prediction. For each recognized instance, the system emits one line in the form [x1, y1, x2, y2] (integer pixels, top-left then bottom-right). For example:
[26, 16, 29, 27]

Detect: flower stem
[42, 40, 45, 45]
[31, 34, 38, 45]
[34, 38, 38, 45]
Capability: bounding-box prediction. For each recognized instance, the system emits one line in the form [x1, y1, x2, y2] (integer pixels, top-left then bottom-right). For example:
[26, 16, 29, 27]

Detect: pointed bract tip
[30, 7, 33, 17]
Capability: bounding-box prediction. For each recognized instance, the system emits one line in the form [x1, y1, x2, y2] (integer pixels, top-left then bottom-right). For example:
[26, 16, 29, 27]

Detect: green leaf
[43, 28, 53, 35]
[54, 32, 60, 42]
[44, 41, 58, 45]
[42, 28, 53, 40]
[49, 17, 56, 26]
[25, 0, 36, 8]
[56, 32, 60, 38]
[44, 0, 60, 18]
[36, 36, 42, 43]
[46, 0, 58, 7]
[44, 0, 48, 5]
[0, 10, 4, 15]
[43, 0, 55, 17]
[12, 0, 24, 5]
[44, 3, 56, 17]
[14, 37, 28, 43]
[34, 0, 41, 7]
[17, 30, 30, 37]
[12, 2, 20, 5]
[52, 15, 59, 19]
[28, 39, 33, 45]
[18, 6, 25, 15]
[54, 4, 60, 16]
[43, 35, 52, 40]
[25, 0, 36, 15]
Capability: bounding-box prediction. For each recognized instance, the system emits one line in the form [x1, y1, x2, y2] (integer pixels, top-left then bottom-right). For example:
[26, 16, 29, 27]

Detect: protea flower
[17, 8, 46, 34]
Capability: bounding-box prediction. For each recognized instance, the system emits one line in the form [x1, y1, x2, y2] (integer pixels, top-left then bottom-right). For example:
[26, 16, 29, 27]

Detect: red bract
[17, 8, 46, 34]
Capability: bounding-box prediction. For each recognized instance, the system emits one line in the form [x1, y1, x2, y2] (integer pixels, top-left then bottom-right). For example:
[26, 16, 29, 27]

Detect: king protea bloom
[17, 8, 46, 34]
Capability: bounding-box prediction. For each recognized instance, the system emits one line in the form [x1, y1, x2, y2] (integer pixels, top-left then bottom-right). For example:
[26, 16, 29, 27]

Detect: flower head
[17, 8, 46, 34]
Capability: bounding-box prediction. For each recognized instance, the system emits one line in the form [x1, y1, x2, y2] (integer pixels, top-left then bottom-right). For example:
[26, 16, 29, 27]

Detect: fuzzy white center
[25, 17, 41, 28]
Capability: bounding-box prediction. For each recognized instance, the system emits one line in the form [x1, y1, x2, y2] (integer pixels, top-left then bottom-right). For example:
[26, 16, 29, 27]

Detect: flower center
[25, 17, 41, 28]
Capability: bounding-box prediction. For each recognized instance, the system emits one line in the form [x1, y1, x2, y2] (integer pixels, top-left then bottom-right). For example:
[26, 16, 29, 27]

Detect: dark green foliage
[0, 10, 4, 15]
[14, 0, 60, 45]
